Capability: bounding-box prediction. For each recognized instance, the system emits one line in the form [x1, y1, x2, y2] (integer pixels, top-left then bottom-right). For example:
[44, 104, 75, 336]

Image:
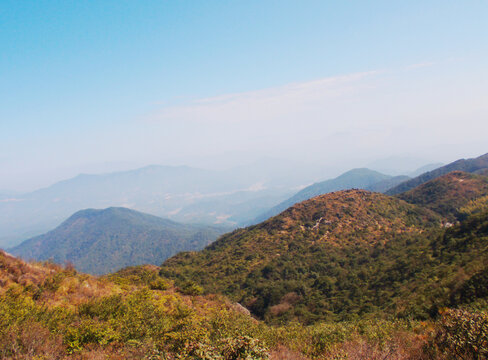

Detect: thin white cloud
[147, 71, 381, 125]
[138, 62, 487, 167]
[405, 62, 436, 70]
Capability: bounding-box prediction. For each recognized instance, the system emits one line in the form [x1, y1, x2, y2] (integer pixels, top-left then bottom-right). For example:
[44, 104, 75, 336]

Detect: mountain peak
[251, 168, 394, 224]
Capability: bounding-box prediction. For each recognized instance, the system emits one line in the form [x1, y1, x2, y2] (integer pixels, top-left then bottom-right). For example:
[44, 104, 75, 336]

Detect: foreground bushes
[1, 285, 488, 359]
[1, 256, 487, 359]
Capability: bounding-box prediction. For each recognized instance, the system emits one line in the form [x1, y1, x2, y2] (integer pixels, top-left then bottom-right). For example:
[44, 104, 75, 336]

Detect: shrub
[0, 321, 66, 359]
[177, 342, 223, 360]
[78, 294, 126, 320]
[179, 281, 204, 296]
[430, 308, 488, 359]
[64, 319, 119, 353]
[149, 278, 171, 291]
[219, 336, 269, 360]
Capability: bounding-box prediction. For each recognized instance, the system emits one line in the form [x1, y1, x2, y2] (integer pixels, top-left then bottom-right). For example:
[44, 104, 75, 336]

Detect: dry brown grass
[270, 345, 311, 360]
[0, 250, 56, 294]
[326, 332, 430, 360]
[0, 321, 66, 360]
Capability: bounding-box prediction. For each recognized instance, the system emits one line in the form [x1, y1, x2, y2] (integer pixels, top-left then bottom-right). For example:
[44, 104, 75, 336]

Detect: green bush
[179, 281, 204, 295]
[150, 277, 171, 290]
[64, 319, 118, 353]
[78, 294, 126, 320]
[219, 336, 269, 360]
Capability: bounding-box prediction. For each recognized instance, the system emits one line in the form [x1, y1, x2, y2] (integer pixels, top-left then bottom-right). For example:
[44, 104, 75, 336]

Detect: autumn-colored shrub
[0, 321, 66, 360]
[430, 309, 488, 359]
[177, 342, 222, 360]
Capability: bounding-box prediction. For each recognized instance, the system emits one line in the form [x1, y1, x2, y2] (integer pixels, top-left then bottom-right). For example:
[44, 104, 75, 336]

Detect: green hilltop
[162, 189, 443, 323]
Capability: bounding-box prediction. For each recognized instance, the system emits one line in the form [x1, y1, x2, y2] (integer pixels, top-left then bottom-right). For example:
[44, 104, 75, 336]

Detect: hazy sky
[1, 1, 487, 191]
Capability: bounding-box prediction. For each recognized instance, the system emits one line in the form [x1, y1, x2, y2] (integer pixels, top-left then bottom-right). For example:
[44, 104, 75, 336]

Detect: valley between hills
[1, 153, 488, 359]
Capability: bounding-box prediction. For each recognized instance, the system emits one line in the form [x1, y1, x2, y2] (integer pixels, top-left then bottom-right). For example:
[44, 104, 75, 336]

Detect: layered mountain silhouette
[10, 207, 226, 274]
[386, 152, 488, 195]
[0, 161, 319, 247]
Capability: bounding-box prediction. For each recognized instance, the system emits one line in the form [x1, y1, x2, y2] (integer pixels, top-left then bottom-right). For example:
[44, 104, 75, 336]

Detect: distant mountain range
[10, 207, 227, 274]
[407, 163, 445, 177]
[0, 157, 442, 248]
[0, 160, 316, 247]
[252, 154, 488, 224]
[3, 153, 485, 250]
[366, 156, 444, 176]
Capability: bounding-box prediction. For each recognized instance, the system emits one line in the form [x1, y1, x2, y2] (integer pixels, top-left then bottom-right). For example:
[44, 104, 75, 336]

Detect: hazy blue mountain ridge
[10, 207, 227, 275]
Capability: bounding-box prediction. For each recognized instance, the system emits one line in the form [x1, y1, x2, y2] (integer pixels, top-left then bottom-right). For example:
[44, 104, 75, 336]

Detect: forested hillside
[162, 190, 444, 323]
[397, 171, 488, 221]
[161, 175, 488, 325]
[2, 247, 487, 359]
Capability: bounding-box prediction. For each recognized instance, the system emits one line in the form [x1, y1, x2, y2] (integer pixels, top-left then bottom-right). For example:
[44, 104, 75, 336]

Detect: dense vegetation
[10, 207, 226, 274]
[162, 173, 488, 325]
[2, 250, 487, 359]
[397, 171, 488, 221]
[162, 190, 447, 323]
[2, 169, 488, 358]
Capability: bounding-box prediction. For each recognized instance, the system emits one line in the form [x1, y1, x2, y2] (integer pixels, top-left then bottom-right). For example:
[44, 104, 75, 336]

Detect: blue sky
[1, 1, 487, 190]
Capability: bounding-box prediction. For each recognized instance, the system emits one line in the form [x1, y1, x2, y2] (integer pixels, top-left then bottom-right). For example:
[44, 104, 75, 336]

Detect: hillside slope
[4, 249, 480, 360]
[386, 153, 488, 195]
[253, 168, 396, 223]
[0, 250, 276, 359]
[396, 171, 488, 221]
[10, 207, 226, 274]
[162, 190, 443, 323]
